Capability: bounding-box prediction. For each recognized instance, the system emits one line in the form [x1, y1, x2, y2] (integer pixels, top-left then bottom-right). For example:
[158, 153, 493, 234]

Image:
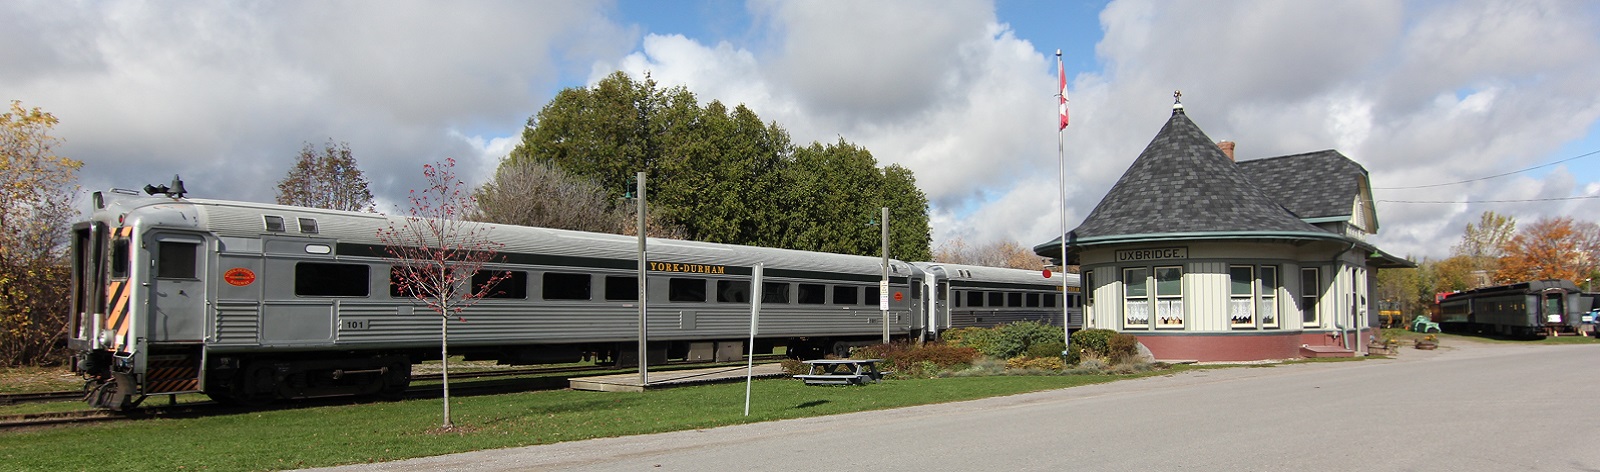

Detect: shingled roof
[1067, 106, 1327, 241]
[1236, 150, 1368, 221]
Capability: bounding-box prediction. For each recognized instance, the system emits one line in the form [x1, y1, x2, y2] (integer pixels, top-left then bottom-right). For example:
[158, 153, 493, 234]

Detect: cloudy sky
[6, 0, 1600, 260]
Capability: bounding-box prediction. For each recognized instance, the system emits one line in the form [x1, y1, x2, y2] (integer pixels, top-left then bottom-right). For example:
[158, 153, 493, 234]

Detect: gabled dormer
[1236, 149, 1376, 240]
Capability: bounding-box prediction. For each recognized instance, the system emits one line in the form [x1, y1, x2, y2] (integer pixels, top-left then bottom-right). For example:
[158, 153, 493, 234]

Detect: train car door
[147, 232, 208, 342]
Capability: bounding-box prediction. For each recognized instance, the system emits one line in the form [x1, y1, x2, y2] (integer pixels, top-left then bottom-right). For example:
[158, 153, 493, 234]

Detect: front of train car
[69, 189, 213, 409]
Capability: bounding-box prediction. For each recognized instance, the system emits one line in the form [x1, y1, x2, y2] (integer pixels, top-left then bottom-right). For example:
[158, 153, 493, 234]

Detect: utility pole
[881, 207, 890, 344]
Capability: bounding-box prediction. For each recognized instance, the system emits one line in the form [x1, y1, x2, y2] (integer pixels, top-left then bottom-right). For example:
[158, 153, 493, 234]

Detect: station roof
[1035, 103, 1411, 269]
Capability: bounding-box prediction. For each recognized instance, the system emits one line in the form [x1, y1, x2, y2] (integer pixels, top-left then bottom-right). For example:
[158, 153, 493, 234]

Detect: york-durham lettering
[648, 261, 728, 274]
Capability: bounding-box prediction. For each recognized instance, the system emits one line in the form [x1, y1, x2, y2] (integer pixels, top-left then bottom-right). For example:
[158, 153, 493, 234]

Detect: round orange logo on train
[223, 268, 256, 286]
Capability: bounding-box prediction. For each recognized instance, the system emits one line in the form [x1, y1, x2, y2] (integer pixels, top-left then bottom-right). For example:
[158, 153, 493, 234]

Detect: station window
[1230, 266, 1256, 328]
[543, 272, 591, 301]
[605, 275, 637, 301]
[833, 285, 859, 305]
[1083, 271, 1094, 307]
[1154, 266, 1183, 328]
[717, 280, 750, 303]
[762, 282, 790, 303]
[669, 278, 706, 302]
[473, 270, 527, 299]
[1301, 268, 1320, 326]
[1123, 268, 1150, 328]
[156, 242, 199, 279]
[797, 284, 826, 304]
[1260, 266, 1279, 328]
[296, 262, 369, 297]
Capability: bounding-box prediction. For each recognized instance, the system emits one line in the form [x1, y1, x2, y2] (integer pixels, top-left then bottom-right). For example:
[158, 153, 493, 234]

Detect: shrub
[1025, 341, 1066, 359]
[978, 321, 1062, 359]
[1107, 333, 1140, 364]
[1069, 329, 1116, 361]
[1005, 356, 1065, 371]
[850, 342, 980, 378]
[945, 327, 998, 356]
[779, 358, 808, 376]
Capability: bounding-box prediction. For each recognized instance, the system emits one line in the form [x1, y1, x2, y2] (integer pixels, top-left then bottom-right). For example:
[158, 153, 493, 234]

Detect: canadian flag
[1058, 54, 1069, 130]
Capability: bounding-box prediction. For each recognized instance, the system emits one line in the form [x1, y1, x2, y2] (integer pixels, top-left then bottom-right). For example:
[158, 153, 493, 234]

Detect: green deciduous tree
[276, 140, 375, 212]
[503, 71, 931, 259]
[0, 100, 81, 366]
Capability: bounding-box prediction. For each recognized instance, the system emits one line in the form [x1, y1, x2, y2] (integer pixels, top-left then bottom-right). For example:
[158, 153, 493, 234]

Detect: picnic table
[793, 359, 887, 386]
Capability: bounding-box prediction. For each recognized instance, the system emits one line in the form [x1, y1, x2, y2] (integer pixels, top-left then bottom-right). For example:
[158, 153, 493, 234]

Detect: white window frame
[1260, 266, 1279, 329]
[1123, 267, 1150, 329]
[1154, 266, 1184, 329]
[1230, 265, 1255, 329]
[1301, 267, 1320, 327]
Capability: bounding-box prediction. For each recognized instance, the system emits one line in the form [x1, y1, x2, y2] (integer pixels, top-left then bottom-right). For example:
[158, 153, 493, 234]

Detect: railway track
[0, 391, 84, 405]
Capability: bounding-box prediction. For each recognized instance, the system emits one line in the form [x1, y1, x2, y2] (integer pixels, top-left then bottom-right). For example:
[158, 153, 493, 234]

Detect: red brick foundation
[1132, 330, 1363, 362]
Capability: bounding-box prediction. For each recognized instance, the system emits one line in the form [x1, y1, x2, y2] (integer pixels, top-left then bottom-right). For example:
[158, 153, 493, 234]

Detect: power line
[1371, 148, 1600, 190]
[1378, 195, 1600, 204]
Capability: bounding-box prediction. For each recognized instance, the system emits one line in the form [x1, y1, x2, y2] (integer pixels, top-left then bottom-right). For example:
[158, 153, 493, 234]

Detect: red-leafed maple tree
[377, 158, 507, 430]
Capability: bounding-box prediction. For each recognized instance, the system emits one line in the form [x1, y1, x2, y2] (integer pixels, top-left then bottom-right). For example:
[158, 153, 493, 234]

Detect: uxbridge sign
[1115, 247, 1188, 262]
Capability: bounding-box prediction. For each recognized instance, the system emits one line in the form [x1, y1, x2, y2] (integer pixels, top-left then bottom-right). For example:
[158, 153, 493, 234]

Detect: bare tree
[276, 140, 375, 212]
[475, 159, 687, 238]
[934, 237, 1045, 270]
[377, 158, 506, 430]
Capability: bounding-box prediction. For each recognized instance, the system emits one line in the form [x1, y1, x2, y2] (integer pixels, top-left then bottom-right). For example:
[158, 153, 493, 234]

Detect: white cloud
[3, 0, 629, 210]
[9, 0, 1600, 265]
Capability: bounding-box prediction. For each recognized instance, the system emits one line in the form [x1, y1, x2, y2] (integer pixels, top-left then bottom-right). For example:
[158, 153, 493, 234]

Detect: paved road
[313, 340, 1600, 471]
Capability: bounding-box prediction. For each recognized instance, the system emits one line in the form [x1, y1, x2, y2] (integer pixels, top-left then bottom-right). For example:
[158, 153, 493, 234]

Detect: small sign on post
[879, 280, 890, 311]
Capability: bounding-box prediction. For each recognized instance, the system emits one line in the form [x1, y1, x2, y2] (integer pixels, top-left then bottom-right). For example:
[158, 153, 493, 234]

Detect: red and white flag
[1058, 54, 1069, 130]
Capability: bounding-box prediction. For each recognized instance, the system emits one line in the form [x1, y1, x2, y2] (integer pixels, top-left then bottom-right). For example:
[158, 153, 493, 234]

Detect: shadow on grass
[793, 400, 830, 409]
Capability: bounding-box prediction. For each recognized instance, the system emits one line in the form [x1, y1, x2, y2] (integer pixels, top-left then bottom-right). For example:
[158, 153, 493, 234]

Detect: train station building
[1035, 100, 1411, 362]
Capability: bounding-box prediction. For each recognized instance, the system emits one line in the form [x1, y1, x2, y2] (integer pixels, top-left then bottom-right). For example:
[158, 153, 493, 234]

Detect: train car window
[797, 284, 826, 304]
[1026, 293, 1040, 307]
[1007, 292, 1023, 307]
[297, 218, 319, 234]
[951, 290, 961, 307]
[1045, 293, 1060, 308]
[263, 215, 286, 232]
[912, 284, 921, 299]
[473, 270, 527, 299]
[669, 278, 706, 302]
[763, 282, 790, 303]
[543, 273, 592, 300]
[967, 291, 984, 307]
[295, 262, 369, 297]
[988, 292, 1004, 307]
[110, 238, 130, 279]
[864, 285, 879, 306]
[605, 276, 638, 301]
[156, 242, 198, 279]
[833, 286, 859, 305]
[717, 280, 750, 303]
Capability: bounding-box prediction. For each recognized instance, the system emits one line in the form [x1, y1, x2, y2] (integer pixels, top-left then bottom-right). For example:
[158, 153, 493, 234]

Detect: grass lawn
[0, 369, 1186, 471]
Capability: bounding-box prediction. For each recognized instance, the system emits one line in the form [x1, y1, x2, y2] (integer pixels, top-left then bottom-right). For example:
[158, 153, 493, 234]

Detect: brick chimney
[1217, 141, 1236, 161]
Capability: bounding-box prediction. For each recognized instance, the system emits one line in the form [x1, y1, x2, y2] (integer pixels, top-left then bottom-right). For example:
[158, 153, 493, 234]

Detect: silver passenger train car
[67, 190, 1079, 409]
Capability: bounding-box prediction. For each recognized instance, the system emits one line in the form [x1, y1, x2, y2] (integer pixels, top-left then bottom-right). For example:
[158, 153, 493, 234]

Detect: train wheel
[376, 361, 411, 401]
[231, 362, 278, 406]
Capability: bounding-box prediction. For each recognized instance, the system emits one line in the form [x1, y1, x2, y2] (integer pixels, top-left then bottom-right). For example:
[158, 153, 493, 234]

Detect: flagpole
[1056, 49, 1072, 354]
